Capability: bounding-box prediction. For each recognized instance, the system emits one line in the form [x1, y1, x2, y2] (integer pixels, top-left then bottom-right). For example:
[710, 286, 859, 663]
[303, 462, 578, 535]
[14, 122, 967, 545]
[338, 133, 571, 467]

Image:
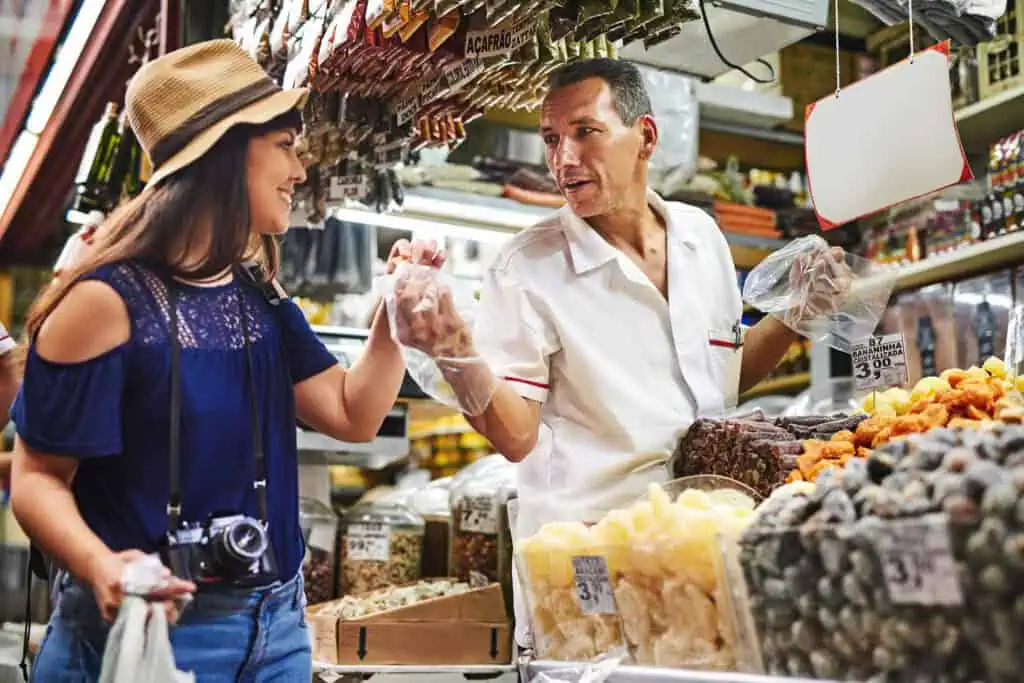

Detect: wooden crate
[977, 0, 1023, 100]
[307, 582, 512, 666]
[777, 43, 860, 131]
[978, 36, 1024, 100]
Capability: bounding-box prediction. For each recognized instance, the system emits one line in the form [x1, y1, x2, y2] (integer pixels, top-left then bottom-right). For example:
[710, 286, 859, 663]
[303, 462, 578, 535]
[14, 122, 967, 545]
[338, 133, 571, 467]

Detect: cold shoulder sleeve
[11, 344, 126, 458]
[277, 299, 338, 384]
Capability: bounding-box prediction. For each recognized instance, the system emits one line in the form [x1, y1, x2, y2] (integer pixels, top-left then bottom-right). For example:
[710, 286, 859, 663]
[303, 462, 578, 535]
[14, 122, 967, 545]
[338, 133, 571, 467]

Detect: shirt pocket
[706, 328, 743, 410]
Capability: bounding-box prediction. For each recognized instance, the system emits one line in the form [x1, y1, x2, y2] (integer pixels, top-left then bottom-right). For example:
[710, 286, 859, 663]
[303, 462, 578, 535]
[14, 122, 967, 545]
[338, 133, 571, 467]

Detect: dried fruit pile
[790, 358, 1024, 485]
[671, 411, 867, 498]
[739, 425, 1024, 682]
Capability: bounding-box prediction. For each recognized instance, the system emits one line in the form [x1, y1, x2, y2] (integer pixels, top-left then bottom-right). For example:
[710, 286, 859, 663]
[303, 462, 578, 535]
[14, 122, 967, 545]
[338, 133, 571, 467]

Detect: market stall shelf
[862, 229, 1024, 295]
[955, 83, 1024, 156]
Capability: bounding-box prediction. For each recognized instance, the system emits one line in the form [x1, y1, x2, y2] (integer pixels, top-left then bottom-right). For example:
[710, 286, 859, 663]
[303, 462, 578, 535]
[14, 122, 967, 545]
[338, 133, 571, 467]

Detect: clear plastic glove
[743, 235, 895, 354]
[376, 262, 498, 415]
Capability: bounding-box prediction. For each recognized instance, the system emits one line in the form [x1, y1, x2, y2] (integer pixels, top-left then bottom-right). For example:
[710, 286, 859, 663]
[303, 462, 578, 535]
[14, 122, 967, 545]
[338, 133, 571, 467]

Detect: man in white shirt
[392, 58, 838, 641]
[435, 59, 804, 520]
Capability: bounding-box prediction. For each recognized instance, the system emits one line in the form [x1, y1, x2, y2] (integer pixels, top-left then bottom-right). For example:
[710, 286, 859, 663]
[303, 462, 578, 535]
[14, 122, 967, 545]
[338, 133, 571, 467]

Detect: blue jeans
[31, 572, 312, 682]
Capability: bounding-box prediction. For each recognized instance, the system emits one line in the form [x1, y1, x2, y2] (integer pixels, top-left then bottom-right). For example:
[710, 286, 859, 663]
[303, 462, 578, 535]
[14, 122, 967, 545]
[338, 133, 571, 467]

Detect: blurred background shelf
[740, 372, 811, 401]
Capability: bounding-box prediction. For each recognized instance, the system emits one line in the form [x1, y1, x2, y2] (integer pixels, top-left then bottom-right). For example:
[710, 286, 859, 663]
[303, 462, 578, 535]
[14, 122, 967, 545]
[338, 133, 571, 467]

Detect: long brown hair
[25, 109, 302, 340]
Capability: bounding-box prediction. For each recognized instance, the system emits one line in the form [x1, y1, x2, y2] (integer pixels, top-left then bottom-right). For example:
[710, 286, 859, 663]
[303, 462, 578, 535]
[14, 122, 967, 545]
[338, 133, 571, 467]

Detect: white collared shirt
[475, 189, 744, 537]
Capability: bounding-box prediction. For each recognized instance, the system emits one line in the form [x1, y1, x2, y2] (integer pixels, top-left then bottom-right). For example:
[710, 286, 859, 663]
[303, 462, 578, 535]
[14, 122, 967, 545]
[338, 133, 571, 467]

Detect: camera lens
[211, 517, 269, 576]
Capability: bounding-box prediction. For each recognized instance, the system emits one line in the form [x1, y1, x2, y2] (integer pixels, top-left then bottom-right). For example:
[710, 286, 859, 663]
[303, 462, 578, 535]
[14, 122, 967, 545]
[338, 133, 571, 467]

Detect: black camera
[161, 513, 279, 588]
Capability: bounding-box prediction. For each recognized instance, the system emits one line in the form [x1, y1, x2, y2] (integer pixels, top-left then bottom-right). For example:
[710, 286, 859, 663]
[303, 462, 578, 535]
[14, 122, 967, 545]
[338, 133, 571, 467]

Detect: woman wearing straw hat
[8, 40, 439, 681]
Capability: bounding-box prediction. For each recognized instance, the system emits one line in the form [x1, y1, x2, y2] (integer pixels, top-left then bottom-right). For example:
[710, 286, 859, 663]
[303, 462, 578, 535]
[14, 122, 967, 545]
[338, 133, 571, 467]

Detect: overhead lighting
[0, 0, 105, 221]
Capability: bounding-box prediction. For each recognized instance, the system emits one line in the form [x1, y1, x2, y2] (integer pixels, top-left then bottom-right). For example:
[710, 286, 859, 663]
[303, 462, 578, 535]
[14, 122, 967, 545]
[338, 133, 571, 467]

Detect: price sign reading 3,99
[571, 555, 617, 615]
[852, 333, 909, 392]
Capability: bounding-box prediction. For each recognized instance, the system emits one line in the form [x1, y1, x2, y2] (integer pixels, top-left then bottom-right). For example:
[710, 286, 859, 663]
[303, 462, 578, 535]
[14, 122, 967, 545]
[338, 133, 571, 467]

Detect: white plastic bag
[98, 556, 194, 683]
[742, 235, 895, 354]
[376, 262, 497, 415]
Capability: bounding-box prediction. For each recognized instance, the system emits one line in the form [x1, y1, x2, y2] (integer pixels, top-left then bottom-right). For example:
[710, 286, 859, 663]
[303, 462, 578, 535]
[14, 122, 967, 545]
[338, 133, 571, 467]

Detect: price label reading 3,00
[571, 555, 617, 615]
[852, 333, 909, 392]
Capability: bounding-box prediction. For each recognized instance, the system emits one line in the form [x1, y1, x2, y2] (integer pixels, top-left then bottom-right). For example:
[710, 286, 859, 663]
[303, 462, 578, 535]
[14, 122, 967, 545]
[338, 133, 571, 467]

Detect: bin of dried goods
[449, 458, 516, 589]
[671, 409, 867, 498]
[307, 579, 511, 666]
[409, 477, 453, 579]
[517, 481, 756, 669]
[299, 497, 339, 605]
[339, 498, 425, 597]
[738, 424, 1024, 682]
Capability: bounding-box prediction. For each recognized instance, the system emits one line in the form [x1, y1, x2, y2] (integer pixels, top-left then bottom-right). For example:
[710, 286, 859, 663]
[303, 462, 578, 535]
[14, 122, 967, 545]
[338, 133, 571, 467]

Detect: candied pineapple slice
[984, 357, 1007, 378]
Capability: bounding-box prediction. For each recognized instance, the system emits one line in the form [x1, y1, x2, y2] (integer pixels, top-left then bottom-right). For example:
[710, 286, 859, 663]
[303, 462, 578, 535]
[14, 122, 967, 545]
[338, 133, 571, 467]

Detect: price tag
[464, 15, 536, 58]
[571, 555, 617, 615]
[308, 524, 335, 552]
[346, 523, 390, 562]
[872, 513, 963, 606]
[852, 333, 909, 392]
[394, 97, 420, 126]
[328, 174, 368, 200]
[459, 495, 498, 534]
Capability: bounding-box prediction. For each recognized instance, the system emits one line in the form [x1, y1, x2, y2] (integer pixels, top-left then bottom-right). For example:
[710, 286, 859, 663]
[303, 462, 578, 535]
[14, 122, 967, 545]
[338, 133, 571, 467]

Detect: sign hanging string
[908, 0, 916, 62]
[834, 0, 841, 97]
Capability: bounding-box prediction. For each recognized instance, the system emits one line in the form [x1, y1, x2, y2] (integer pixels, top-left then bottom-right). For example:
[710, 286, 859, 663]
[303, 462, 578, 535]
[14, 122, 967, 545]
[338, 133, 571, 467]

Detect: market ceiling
[0, 0, 161, 264]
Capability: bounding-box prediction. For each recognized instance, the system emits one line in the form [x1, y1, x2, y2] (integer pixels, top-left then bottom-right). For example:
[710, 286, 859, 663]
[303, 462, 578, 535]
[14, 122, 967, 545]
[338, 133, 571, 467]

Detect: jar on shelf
[409, 477, 453, 579]
[449, 459, 516, 589]
[298, 497, 339, 606]
[339, 499, 425, 597]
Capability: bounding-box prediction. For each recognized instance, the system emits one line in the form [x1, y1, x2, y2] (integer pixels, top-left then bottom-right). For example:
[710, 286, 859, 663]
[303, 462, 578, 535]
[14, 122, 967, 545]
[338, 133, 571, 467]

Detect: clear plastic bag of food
[375, 262, 498, 415]
[742, 235, 896, 354]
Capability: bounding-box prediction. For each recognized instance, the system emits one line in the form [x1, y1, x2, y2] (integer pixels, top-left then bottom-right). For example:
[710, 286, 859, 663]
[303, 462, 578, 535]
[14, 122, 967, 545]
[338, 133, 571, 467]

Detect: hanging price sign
[346, 523, 390, 562]
[571, 556, 617, 615]
[852, 333, 909, 392]
[872, 513, 963, 606]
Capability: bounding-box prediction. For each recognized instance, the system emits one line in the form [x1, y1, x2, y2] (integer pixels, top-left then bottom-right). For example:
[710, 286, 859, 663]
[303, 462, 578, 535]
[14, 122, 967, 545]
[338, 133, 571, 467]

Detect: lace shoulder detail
[81, 261, 270, 350]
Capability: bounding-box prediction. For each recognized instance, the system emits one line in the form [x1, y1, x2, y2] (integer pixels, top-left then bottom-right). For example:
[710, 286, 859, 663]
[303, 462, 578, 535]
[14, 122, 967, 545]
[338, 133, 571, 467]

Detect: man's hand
[390, 260, 474, 360]
[386, 238, 446, 274]
[785, 245, 853, 328]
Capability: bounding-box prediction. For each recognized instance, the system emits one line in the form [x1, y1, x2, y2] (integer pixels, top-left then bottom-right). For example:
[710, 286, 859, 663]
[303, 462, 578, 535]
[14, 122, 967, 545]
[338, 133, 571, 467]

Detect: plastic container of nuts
[339, 498, 425, 597]
[409, 477, 453, 578]
[733, 426, 1024, 683]
[299, 497, 339, 606]
[449, 457, 515, 589]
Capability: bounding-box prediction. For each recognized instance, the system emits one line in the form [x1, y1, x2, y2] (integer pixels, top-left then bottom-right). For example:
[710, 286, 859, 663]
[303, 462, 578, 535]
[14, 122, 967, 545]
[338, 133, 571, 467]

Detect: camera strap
[165, 273, 269, 536]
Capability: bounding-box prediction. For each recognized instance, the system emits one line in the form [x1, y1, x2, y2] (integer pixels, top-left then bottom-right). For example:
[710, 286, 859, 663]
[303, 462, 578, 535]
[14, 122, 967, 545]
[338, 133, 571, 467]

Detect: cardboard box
[307, 582, 512, 666]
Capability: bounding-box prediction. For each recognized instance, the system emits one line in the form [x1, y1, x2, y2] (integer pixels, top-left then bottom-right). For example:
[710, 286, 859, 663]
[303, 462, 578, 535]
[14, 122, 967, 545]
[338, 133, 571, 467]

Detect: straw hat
[126, 39, 308, 186]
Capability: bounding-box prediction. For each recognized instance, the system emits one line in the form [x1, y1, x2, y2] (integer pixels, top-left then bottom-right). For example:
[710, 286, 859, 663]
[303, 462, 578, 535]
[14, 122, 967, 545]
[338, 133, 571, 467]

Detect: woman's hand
[386, 238, 446, 273]
[85, 549, 195, 623]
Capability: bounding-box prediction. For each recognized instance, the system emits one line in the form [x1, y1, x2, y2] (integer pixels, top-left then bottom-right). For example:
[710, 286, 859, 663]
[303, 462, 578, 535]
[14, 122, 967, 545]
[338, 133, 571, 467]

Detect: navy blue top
[10, 261, 338, 581]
